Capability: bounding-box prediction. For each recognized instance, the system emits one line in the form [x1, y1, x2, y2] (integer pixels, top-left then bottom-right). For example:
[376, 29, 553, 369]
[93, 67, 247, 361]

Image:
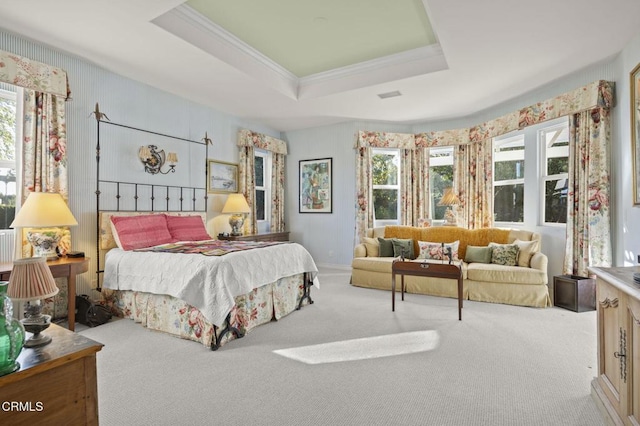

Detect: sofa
[351, 226, 551, 308]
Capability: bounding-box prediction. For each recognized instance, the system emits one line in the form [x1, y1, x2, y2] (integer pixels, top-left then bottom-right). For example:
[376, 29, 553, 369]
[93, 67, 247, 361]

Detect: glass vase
[0, 281, 25, 376]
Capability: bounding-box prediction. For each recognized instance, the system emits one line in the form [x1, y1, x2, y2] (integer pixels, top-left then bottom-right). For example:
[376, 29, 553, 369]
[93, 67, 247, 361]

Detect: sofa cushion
[362, 237, 379, 257]
[417, 240, 460, 261]
[464, 245, 493, 263]
[352, 256, 394, 273]
[392, 238, 415, 259]
[466, 263, 547, 285]
[513, 239, 539, 267]
[378, 238, 395, 257]
[384, 226, 510, 260]
[489, 243, 519, 266]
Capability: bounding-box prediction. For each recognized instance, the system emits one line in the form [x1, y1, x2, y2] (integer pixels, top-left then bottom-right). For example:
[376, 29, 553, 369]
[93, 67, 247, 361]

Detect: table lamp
[7, 257, 59, 348]
[222, 194, 251, 236]
[10, 192, 78, 260]
[438, 187, 460, 226]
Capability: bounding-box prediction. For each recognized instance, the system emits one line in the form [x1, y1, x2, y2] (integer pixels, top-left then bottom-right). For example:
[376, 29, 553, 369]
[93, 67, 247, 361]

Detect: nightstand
[0, 256, 90, 331]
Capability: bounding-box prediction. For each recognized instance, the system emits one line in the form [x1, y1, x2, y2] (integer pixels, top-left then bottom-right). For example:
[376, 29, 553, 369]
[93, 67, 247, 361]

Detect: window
[372, 149, 400, 226]
[493, 133, 525, 223]
[429, 147, 454, 220]
[0, 88, 17, 230]
[540, 120, 569, 224]
[254, 149, 270, 226]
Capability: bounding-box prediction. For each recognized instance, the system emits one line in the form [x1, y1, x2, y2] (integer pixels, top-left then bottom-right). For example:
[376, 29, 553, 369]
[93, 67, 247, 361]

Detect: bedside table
[0, 256, 90, 331]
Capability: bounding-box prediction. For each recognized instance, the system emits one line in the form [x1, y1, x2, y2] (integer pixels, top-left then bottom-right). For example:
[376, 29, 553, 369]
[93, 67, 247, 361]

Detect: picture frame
[207, 160, 238, 193]
[632, 62, 640, 205]
[299, 158, 332, 213]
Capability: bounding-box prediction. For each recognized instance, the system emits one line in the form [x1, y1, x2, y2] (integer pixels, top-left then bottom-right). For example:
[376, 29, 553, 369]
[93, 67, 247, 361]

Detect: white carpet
[273, 330, 440, 364]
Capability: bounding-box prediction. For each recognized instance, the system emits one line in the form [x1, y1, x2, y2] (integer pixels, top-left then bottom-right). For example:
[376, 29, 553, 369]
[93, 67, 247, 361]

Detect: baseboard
[315, 262, 352, 271]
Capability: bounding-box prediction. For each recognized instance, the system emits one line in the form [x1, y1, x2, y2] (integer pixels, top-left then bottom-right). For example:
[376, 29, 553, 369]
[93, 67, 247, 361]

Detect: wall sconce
[138, 145, 178, 175]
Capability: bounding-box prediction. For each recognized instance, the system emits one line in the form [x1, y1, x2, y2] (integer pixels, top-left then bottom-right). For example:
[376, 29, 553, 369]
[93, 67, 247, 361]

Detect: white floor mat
[273, 330, 439, 364]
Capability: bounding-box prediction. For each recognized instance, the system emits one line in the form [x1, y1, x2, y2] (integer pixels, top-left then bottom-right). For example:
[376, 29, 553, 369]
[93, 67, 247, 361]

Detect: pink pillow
[166, 215, 211, 241]
[110, 214, 173, 250]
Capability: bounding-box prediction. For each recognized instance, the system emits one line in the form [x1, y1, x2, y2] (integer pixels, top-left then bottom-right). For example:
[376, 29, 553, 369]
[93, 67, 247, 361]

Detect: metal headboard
[93, 103, 212, 289]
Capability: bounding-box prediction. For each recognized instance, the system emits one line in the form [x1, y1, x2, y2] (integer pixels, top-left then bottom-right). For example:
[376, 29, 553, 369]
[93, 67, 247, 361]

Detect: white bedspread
[103, 242, 319, 326]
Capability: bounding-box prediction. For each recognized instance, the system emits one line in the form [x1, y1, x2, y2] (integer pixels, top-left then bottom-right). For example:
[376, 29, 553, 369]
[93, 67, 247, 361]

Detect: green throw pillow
[464, 245, 493, 264]
[391, 238, 415, 259]
[489, 242, 520, 266]
[377, 237, 395, 257]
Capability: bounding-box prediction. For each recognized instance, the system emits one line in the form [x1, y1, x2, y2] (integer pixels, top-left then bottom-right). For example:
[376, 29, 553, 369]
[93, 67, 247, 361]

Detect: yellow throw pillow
[513, 239, 539, 267]
[363, 237, 380, 257]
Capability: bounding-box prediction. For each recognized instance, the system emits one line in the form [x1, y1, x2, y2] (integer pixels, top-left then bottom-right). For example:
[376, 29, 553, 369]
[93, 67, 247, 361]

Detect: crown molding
[153, 4, 447, 101]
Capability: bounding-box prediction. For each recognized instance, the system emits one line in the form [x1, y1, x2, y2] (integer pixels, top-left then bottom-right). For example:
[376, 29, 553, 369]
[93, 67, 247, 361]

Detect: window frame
[371, 148, 400, 227]
[0, 87, 18, 231]
[429, 146, 454, 221]
[539, 118, 569, 226]
[493, 132, 525, 225]
[254, 149, 271, 226]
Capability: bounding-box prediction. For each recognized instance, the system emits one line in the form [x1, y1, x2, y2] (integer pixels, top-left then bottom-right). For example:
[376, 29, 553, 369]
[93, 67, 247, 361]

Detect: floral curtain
[237, 144, 257, 234]
[400, 148, 429, 227]
[563, 108, 612, 276]
[355, 144, 374, 243]
[237, 130, 288, 233]
[454, 139, 493, 229]
[20, 90, 70, 256]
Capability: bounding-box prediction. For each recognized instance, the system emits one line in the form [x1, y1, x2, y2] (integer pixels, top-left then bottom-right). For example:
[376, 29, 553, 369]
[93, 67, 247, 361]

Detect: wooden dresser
[0, 324, 103, 425]
[589, 266, 639, 426]
[218, 231, 289, 242]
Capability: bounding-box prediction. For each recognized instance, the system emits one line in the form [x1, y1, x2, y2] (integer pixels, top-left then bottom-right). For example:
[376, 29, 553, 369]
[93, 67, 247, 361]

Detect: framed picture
[299, 158, 332, 213]
[208, 160, 238, 193]
[632, 62, 640, 205]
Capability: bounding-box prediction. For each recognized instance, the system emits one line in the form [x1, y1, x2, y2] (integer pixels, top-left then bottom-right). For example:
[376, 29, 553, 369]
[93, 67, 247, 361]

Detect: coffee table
[391, 259, 463, 320]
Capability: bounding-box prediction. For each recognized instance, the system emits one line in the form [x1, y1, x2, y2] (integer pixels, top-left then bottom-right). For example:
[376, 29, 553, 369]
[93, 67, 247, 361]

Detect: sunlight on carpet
[273, 330, 440, 364]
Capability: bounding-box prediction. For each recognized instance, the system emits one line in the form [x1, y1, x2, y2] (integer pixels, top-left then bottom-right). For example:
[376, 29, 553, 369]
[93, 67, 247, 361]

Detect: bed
[99, 211, 318, 350]
[93, 113, 319, 350]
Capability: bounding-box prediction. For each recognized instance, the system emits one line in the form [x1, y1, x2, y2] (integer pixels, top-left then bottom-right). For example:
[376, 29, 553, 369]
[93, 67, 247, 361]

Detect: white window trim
[493, 134, 525, 225]
[255, 149, 271, 225]
[372, 148, 400, 227]
[539, 118, 569, 227]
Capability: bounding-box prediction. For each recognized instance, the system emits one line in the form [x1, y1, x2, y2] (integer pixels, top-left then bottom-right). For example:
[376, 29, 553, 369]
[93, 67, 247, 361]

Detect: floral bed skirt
[104, 273, 307, 349]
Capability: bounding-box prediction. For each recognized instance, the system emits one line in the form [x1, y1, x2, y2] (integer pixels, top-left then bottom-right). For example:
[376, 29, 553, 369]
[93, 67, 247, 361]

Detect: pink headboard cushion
[165, 214, 211, 241]
[110, 214, 173, 251]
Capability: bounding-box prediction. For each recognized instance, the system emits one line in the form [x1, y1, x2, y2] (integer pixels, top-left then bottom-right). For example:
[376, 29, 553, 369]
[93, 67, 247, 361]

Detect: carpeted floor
[80, 267, 604, 426]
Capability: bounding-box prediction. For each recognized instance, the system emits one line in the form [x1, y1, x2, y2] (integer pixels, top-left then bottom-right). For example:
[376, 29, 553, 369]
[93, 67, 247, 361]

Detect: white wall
[614, 31, 640, 266]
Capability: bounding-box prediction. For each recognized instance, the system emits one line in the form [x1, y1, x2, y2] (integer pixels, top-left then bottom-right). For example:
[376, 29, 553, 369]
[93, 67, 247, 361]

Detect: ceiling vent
[377, 90, 402, 99]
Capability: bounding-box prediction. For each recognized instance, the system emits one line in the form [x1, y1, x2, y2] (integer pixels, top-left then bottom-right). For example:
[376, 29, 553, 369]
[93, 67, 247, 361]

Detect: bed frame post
[211, 312, 245, 351]
[297, 273, 315, 310]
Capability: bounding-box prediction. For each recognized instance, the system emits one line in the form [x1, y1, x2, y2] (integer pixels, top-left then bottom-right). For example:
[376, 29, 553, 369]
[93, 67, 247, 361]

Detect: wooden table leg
[457, 277, 463, 321]
[392, 272, 396, 312]
[67, 273, 76, 331]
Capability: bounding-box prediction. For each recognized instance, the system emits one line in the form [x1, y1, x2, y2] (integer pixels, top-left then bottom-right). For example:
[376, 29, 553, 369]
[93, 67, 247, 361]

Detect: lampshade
[10, 192, 78, 228]
[438, 187, 460, 207]
[138, 145, 151, 160]
[166, 152, 178, 164]
[7, 257, 59, 301]
[222, 194, 251, 214]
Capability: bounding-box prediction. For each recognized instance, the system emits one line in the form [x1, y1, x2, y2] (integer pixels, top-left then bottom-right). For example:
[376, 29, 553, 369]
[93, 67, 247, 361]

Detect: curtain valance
[237, 129, 288, 155]
[411, 80, 614, 146]
[354, 131, 415, 149]
[0, 49, 70, 98]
